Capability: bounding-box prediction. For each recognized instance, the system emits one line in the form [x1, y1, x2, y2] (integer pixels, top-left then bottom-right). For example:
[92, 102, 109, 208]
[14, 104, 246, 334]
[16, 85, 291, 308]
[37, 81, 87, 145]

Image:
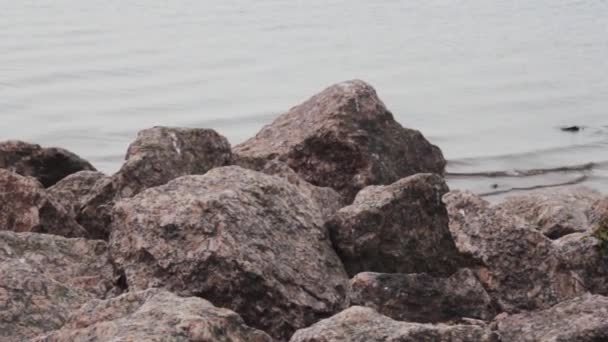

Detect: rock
[0, 231, 116, 297]
[289, 306, 499, 342]
[444, 191, 584, 313]
[0, 260, 91, 342]
[554, 232, 608, 296]
[0, 169, 88, 238]
[348, 269, 496, 323]
[495, 187, 605, 239]
[233, 80, 446, 202]
[326, 173, 469, 277]
[0, 140, 95, 187]
[110, 166, 349, 340]
[47, 171, 108, 218]
[261, 160, 344, 221]
[33, 289, 273, 342]
[77, 126, 233, 239]
[494, 294, 608, 342]
[0, 231, 116, 341]
[114, 126, 232, 198]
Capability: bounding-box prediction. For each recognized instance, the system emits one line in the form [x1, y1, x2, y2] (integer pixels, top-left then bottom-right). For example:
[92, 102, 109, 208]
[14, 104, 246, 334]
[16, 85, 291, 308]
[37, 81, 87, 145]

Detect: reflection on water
[1, 0, 607, 196]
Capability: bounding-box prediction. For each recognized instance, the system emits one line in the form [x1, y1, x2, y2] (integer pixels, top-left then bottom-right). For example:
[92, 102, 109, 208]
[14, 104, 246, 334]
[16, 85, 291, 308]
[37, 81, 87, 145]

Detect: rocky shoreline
[1, 80, 607, 341]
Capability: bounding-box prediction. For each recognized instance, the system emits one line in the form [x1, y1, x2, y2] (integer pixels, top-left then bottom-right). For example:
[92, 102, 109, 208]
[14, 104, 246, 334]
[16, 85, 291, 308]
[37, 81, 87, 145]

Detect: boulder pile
[1, 80, 606, 341]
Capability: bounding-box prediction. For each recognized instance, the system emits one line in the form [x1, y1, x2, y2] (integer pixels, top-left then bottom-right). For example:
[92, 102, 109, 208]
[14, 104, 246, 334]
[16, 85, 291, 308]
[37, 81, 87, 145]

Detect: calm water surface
[2, 0, 607, 197]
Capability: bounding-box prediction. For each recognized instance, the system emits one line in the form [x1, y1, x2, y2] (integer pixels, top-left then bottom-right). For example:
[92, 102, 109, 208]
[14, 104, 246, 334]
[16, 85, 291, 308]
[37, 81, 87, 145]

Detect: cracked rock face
[0, 169, 88, 238]
[289, 306, 499, 342]
[77, 126, 232, 239]
[495, 187, 606, 239]
[110, 166, 348, 340]
[326, 173, 469, 277]
[444, 191, 585, 313]
[494, 294, 608, 342]
[0, 231, 116, 342]
[0, 140, 95, 187]
[33, 289, 273, 342]
[234, 80, 446, 203]
[348, 268, 496, 323]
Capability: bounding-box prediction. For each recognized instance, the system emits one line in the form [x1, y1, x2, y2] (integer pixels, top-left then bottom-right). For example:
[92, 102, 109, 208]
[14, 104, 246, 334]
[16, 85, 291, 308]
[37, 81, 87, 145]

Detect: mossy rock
[593, 216, 608, 255]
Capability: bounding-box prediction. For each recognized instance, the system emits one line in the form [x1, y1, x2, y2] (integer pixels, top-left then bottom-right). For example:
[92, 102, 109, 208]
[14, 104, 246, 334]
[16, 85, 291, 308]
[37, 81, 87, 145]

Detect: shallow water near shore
[2, 0, 607, 197]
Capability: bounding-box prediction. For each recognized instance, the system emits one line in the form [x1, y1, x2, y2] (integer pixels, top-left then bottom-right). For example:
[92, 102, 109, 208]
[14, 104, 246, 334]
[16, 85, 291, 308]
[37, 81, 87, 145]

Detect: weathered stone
[444, 191, 584, 313]
[494, 294, 608, 342]
[47, 171, 108, 218]
[496, 187, 605, 239]
[0, 231, 116, 298]
[0, 231, 115, 341]
[33, 289, 273, 342]
[110, 166, 348, 340]
[261, 160, 343, 221]
[554, 232, 608, 296]
[0, 169, 87, 238]
[0, 140, 95, 187]
[348, 269, 496, 323]
[326, 173, 468, 277]
[234, 80, 446, 202]
[289, 306, 499, 342]
[77, 126, 233, 239]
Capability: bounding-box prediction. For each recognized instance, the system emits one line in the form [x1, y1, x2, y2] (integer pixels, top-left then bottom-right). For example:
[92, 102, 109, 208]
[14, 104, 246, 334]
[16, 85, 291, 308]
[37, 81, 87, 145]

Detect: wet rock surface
[0, 231, 115, 341]
[444, 191, 585, 312]
[0, 169, 88, 238]
[348, 268, 496, 323]
[496, 187, 606, 239]
[110, 166, 348, 340]
[234, 80, 445, 202]
[33, 289, 273, 342]
[0, 140, 95, 187]
[289, 306, 499, 342]
[494, 294, 608, 342]
[77, 126, 232, 239]
[327, 173, 469, 277]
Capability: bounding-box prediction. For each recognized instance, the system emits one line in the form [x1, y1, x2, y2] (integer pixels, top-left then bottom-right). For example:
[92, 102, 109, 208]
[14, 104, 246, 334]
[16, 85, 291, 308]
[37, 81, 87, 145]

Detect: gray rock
[0, 169, 87, 238]
[348, 269, 496, 323]
[47, 171, 108, 219]
[289, 306, 499, 342]
[33, 289, 273, 342]
[0, 231, 115, 341]
[110, 166, 348, 340]
[0, 140, 95, 187]
[444, 191, 585, 313]
[326, 173, 469, 277]
[77, 126, 232, 239]
[495, 187, 606, 239]
[494, 294, 608, 342]
[234, 80, 446, 202]
[261, 160, 343, 221]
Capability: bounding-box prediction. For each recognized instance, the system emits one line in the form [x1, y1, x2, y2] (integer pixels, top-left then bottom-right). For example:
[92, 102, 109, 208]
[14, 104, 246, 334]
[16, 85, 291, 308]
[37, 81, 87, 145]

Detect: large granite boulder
[326, 173, 469, 277]
[348, 269, 496, 323]
[233, 80, 446, 202]
[0, 169, 87, 238]
[0, 231, 116, 341]
[78, 126, 232, 239]
[47, 170, 108, 218]
[0, 140, 95, 187]
[110, 166, 349, 340]
[33, 289, 273, 342]
[496, 187, 606, 239]
[289, 306, 498, 342]
[494, 294, 608, 342]
[444, 191, 584, 312]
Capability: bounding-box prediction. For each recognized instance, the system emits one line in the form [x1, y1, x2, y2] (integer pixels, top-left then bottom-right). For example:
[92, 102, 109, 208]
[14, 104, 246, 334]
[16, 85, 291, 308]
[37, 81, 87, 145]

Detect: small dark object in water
[491, 183, 499, 189]
[561, 126, 581, 132]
